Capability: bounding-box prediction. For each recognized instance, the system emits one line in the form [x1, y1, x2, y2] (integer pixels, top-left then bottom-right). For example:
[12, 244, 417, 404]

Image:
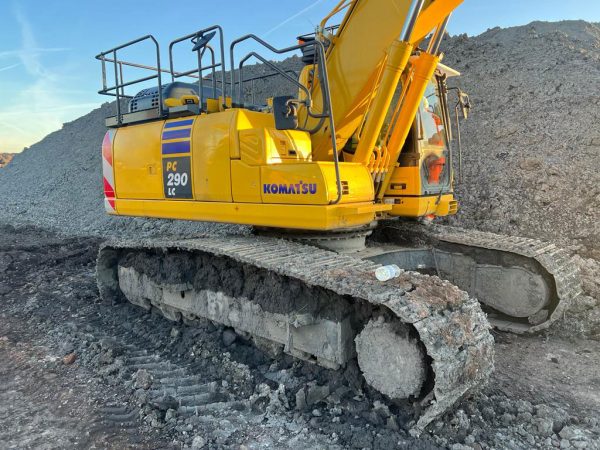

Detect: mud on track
[1, 224, 599, 449]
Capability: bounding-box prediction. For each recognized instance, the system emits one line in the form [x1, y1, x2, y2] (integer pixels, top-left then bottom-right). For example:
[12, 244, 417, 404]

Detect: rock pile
[0, 153, 14, 168]
[442, 21, 600, 261]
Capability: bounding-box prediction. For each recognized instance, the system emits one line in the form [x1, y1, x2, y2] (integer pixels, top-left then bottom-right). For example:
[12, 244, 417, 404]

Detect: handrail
[311, 39, 343, 205]
[99, 57, 198, 79]
[203, 69, 299, 106]
[168, 26, 227, 107]
[230, 34, 311, 105]
[98, 55, 296, 107]
[96, 35, 163, 125]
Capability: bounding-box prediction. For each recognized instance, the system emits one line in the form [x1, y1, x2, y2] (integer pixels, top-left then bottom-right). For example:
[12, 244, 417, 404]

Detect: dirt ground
[493, 332, 600, 418]
[0, 228, 171, 449]
[1, 225, 598, 449]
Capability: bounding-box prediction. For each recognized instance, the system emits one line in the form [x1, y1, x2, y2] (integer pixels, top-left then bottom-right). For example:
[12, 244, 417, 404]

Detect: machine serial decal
[263, 182, 317, 195]
[163, 156, 193, 199]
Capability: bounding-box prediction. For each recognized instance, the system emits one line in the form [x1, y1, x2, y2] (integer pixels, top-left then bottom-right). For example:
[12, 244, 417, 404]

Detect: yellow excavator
[95, 0, 581, 433]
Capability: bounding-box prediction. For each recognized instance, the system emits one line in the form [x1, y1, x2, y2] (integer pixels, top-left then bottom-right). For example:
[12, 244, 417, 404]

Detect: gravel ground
[2, 225, 599, 449]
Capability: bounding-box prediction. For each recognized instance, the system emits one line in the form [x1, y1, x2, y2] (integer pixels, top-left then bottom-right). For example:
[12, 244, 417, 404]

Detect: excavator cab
[384, 66, 462, 217]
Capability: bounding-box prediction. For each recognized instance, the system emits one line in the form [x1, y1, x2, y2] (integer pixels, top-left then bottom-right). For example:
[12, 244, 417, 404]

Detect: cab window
[419, 82, 446, 148]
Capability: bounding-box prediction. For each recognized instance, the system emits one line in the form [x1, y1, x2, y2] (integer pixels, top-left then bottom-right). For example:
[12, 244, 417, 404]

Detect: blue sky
[1, 0, 599, 153]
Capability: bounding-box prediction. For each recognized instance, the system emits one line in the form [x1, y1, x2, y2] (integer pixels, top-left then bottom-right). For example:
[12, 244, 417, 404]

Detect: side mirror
[191, 31, 216, 52]
[273, 96, 299, 130]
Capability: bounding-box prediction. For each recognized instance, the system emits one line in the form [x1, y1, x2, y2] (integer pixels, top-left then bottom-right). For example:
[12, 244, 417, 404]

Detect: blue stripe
[162, 128, 191, 140]
[162, 141, 190, 154]
[164, 119, 194, 129]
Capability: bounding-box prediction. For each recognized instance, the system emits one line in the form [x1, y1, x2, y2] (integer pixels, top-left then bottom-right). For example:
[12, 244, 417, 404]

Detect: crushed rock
[442, 21, 600, 264]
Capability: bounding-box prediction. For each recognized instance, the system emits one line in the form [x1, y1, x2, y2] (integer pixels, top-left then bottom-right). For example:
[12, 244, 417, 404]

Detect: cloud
[262, 0, 327, 38]
[14, 7, 47, 76]
[0, 7, 97, 153]
[0, 63, 21, 73]
[0, 121, 27, 135]
[1, 6, 69, 80]
[0, 48, 69, 60]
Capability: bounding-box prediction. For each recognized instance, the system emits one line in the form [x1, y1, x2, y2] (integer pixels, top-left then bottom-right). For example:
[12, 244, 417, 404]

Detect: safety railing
[96, 26, 229, 124]
[168, 26, 227, 108]
[96, 35, 163, 126]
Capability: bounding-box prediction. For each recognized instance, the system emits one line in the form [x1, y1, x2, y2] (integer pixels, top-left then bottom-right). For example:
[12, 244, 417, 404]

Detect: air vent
[341, 180, 349, 195]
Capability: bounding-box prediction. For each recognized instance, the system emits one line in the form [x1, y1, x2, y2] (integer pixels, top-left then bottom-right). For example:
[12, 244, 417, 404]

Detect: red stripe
[108, 198, 116, 210]
[103, 177, 115, 197]
[102, 131, 113, 165]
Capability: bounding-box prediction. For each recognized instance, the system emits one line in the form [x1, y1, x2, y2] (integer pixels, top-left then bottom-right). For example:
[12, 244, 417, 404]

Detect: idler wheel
[355, 317, 427, 399]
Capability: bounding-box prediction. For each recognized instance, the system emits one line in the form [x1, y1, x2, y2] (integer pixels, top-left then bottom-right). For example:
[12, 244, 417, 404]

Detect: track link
[373, 221, 582, 333]
[97, 235, 494, 434]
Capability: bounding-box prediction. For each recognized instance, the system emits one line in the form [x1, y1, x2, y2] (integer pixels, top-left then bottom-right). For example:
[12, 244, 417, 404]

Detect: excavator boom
[305, 0, 463, 162]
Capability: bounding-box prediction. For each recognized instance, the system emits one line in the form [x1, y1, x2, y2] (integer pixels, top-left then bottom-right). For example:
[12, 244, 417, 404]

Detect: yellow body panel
[113, 199, 386, 231]
[113, 121, 164, 199]
[231, 160, 261, 203]
[389, 194, 457, 217]
[109, 108, 382, 229]
[191, 112, 232, 201]
[387, 166, 421, 197]
[239, 128, 312, 165]
[229, 109, 276, 159]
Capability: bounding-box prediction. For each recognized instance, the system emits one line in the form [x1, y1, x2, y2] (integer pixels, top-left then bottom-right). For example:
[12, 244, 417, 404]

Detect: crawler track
[371, 221, 582, 333]
[97, 235, 494, 434]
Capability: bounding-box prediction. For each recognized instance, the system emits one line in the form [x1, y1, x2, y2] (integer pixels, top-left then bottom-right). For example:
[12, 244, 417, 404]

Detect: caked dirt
[1, 225, 599, 449]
